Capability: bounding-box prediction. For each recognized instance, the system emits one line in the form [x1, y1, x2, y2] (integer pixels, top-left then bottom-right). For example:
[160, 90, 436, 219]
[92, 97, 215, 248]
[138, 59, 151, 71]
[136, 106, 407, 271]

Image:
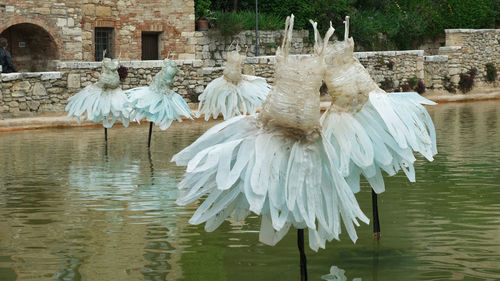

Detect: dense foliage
[485, 63, 497, 83]
[198, 0, 500, 50]
[458, 68, 478, 93]
[211, 11, 285, 36]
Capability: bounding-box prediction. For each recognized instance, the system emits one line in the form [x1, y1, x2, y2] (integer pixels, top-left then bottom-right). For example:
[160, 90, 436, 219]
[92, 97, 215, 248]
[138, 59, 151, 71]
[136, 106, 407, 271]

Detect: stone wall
[0, 51, 424, 117]
[1, 28, 500, 117]
[192, 29, 312, 66]
[0, 60, 217, 117]
[355, 50, 424, 90]
[0, 0, 195, 70]
[423, 29, 500, 91]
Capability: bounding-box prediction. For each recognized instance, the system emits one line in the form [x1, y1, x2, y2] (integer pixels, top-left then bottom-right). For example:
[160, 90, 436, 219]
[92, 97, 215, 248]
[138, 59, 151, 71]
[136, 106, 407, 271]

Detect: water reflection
[322, 265, 361, 281]
[0, 101, 499, 280]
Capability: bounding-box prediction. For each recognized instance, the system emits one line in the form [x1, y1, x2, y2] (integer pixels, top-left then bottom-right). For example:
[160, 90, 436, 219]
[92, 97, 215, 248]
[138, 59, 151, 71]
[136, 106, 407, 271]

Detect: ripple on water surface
[0, 101, 499, 281]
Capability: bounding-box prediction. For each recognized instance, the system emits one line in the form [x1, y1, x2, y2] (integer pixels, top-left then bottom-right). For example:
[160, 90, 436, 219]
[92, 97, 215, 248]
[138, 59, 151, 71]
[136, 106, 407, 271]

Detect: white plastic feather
[197, 51, 271, 120]
[66, 57, 130, 128]
[173, 15, 369, 251]
[320, 28, 437, 195]
[126, 59, 193, 130]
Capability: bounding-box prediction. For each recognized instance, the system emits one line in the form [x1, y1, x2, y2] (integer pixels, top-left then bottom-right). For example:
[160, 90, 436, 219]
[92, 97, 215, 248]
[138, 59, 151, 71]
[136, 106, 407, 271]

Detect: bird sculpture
[172, 15, 369, 281]
[319, 17, 437, 238]
[65, 55, 130, 141]
[126, 58, 194, 147]
[197, 46, 271, 120]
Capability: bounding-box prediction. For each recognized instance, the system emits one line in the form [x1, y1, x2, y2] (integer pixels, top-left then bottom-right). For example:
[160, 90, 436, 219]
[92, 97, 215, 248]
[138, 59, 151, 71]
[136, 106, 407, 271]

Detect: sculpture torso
[97, 58, 120, 90]
[223, 51, 243, 84]
[150, 59, 178, 94]
[259, 53, 324, 136]
[324, 39, 382, 113]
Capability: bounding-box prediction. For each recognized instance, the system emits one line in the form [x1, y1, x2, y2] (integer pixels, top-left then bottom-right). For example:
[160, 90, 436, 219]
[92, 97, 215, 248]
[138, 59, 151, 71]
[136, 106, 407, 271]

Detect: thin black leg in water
[298, 229, 308, 281]
[372, 189, 381, 239]
[104, 127, 108, 142]
[147, 122, 153, 148]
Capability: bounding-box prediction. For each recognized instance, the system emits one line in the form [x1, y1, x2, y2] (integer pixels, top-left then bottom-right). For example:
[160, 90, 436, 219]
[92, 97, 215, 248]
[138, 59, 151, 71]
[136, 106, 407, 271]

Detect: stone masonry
[0, 0, 195, 70]
[424, 29, 500, 90]
[192, 29, 312, 67]
[1, 28, 499, 117]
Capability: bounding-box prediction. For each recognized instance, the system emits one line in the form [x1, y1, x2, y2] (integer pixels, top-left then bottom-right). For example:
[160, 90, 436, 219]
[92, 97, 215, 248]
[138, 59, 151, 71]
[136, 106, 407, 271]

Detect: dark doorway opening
[0, 23, 58, 72]
[141, 32, 160, 60]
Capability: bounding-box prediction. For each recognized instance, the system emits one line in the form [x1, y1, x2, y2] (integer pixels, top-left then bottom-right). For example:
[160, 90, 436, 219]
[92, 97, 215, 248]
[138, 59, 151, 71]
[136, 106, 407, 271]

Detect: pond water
[1, 100, 499, 281]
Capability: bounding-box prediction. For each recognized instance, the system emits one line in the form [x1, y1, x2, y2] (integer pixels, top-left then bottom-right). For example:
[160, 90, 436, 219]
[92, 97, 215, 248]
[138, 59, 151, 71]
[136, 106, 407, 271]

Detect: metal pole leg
[298, 229, 308, 281]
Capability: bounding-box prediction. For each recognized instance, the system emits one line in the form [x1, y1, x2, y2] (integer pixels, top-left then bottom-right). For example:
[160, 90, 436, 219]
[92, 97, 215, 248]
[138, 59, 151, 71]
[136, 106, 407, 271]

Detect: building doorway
[0, 23, 59, 72]
[141, 32, 160, 60]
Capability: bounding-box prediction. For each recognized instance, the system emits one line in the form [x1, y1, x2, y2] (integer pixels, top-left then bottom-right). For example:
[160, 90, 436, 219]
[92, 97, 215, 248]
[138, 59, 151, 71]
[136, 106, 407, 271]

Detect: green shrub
[415, 79, 426, 94]
[401, 77, 425, 94]
[195, 0, 211, 19]
[408, 76, 418, 89]
[485, 63, 497, 82]
[209, 0, 500, 50]
[118, 66, 128, 81]
[401, 82, 411, 92]
[211, 11, 284, 32]
[265, 42, 277, 49]
[458, 68, 478, 93]
[212, 12, 243, 37]
[380, 77, 394, 91]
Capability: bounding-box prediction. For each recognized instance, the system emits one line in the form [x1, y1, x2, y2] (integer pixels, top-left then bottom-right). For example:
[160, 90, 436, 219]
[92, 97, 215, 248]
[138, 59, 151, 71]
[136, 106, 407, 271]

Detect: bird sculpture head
[162, 58, 179, 86]
[102, 57, 120, 72]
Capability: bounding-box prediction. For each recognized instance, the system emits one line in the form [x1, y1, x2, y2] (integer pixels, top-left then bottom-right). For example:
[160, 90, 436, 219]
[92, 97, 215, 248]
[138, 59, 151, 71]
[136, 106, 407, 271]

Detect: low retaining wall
[2, 27, 500, 117]
[0, 51, 425, 117]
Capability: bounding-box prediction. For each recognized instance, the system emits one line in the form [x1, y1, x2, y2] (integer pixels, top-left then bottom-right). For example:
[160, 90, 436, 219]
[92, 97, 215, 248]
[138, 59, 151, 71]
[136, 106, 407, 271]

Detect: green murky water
[1, 100, 499, 281]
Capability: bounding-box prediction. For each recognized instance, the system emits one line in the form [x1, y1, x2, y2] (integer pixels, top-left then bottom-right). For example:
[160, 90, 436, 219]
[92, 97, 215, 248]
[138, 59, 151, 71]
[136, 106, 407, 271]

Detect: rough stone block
[82, 4, 95, 16]
[96, 6, 111, 17]
[33, 82, 47, 96]
[36, 7, 50, 15]
[195, 85, 204, 94]
[19, 103, 28, 110]
[12, 81, 31, 97]
[57, 18, 67, 27]
[51, 7, 67, 15]
[67, 74, 81, 88]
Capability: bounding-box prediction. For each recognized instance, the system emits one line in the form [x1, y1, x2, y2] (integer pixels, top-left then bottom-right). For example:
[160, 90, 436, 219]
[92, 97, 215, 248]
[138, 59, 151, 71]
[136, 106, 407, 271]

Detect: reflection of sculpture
[319, 18, 437, 237]
[197, 49, 271, 120]
[127, 59, 193, 130]
[321, 266, 361, 281]
[66, 57, 130, 128]
[173, 15, 368, 252]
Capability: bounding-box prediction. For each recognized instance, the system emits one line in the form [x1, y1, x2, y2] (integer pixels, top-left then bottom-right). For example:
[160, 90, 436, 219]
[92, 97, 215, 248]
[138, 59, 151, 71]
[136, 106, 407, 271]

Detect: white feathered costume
[172, 16, 369, 251]
[65, 57, 130, 128]
[126, 59, 194, 130]
[317, 19, 437, 195]
[197, 50, 271, 120]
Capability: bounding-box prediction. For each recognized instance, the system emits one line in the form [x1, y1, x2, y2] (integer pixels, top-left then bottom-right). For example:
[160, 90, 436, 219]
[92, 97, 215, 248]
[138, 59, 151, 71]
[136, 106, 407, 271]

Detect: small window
[95, 27, 114, 61]
[141, 32, 160, 60]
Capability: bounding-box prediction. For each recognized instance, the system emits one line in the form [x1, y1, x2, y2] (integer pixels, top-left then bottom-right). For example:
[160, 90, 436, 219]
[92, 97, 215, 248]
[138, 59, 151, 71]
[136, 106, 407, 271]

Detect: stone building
[0, 0, 195, 72]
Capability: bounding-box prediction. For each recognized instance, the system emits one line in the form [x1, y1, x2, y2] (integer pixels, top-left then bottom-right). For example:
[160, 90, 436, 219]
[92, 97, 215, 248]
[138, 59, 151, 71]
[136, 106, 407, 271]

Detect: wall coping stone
[439, 46, 462, 51]
[445, 29, 500, 34]
[57, 60, 204, 69]
[1, 72, 62, 82]
[424, 55, 449, 62]
[355, 50, 424, 58]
